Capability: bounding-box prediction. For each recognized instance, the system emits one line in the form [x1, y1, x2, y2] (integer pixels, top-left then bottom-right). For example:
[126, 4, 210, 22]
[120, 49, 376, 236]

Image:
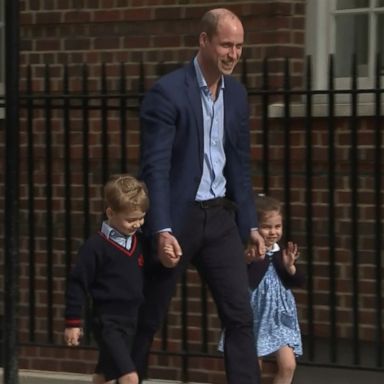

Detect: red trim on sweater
[65, 318, 81, 327]
[97, 231, 137, 257]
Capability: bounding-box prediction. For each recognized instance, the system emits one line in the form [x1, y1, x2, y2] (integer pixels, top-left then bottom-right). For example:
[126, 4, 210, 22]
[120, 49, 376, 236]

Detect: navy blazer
[139, 61, 257, 242]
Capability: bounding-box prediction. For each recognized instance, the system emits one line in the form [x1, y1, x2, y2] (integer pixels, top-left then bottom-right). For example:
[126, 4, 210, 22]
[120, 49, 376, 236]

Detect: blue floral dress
[250, 244, 302, 357]
[218, 244, 302, 357]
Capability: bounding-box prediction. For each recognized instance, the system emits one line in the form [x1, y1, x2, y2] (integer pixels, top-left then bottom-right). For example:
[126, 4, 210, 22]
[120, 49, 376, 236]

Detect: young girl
[247, 194, 304, 383]
[219, 194, 304, 384]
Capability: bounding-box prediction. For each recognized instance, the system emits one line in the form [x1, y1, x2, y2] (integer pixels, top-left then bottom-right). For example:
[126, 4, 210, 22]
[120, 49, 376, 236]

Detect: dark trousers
[132, 203, 260, 384]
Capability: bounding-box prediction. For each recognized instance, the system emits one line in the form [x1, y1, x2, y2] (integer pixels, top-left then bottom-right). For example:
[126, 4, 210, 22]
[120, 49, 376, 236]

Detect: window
[306, 0, 384, 89]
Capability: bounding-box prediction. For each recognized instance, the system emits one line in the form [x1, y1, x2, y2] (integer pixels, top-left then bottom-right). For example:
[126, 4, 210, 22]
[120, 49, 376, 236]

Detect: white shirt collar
[266, 242, 280, 254]
[101, 221, 132, 250]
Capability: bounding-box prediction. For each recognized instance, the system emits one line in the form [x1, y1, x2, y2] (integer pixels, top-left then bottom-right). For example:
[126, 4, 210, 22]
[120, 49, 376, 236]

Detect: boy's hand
[282, 241, 300, 275]
[64, 327, 82, 346]
[157, 231, 182, 268]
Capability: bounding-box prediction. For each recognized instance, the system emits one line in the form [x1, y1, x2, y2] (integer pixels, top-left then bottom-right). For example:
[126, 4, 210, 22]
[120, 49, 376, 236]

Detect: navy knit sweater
[247, 248, 305, 291]
[65, 232, 144, 328]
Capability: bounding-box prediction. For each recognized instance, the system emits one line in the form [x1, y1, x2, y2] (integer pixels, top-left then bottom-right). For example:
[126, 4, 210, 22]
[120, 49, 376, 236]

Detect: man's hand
[157, 231, 182, 268]
[245, 229, 266, 263]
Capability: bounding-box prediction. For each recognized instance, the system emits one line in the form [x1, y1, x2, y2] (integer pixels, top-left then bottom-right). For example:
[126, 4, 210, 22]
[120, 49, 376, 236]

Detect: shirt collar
[266, 242, 280, 255]
[101, 221, 132, 250]
[193, 57, 225, 91]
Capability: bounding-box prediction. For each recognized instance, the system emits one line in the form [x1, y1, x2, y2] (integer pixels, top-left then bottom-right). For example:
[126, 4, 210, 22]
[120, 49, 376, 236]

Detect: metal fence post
[3, 0, 20, 383]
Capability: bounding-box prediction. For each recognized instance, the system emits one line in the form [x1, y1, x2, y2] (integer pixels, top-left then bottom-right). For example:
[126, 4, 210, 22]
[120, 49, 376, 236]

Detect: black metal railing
[1, 54, 383, 381]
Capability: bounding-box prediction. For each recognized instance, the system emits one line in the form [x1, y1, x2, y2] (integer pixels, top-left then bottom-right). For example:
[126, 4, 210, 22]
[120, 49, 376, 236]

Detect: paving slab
[0, 369, 206, 384]
[294, 365, 384, 384]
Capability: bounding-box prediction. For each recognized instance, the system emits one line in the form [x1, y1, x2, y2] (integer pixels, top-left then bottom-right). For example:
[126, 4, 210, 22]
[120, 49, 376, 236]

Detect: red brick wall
[19, 0, 306, 90]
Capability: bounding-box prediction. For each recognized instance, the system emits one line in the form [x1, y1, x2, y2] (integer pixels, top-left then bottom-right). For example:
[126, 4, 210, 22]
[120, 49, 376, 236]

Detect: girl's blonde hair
[104, 174, 149, 213]
[254, 194, 283, 222]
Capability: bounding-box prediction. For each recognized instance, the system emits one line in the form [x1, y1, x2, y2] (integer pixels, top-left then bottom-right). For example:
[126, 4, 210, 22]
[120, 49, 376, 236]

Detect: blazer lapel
[223, 84, 237, 147]
[185, 63, 204, 170]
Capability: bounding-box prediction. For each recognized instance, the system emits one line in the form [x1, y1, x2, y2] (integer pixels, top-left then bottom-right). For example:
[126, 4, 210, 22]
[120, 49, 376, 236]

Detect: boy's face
[258, 210, 283, 249]
[106, 207, 145, 236]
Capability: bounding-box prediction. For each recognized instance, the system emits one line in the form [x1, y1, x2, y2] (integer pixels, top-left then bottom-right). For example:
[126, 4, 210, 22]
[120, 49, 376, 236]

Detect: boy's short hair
[254, 194, 283, 221]
[104, 174, 149, 213]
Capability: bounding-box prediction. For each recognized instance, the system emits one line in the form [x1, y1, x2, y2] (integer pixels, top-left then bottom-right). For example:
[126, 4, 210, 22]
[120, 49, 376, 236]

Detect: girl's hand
[282, 241, 300, 275]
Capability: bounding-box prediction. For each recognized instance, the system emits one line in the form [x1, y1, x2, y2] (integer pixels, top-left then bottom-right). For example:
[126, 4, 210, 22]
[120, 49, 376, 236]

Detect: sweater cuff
[65, 318, 81, 328]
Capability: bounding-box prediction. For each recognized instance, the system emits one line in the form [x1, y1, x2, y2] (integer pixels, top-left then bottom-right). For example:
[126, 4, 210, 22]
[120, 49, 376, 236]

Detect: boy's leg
[94, 315, 139, 384]
[117, 372, 139, 384]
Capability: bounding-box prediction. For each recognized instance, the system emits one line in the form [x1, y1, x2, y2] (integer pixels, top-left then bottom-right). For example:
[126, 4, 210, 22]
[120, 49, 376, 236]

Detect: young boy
[64, 174, 149, 384]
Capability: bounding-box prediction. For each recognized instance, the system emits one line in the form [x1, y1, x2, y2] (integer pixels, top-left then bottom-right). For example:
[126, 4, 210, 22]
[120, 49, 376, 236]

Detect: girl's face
[258, 210, 283, 249]
[106, 207, 145, 237]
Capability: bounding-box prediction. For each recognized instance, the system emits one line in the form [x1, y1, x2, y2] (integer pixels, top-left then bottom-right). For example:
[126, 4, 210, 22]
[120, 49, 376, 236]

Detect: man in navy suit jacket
[133, 8, 265, 384]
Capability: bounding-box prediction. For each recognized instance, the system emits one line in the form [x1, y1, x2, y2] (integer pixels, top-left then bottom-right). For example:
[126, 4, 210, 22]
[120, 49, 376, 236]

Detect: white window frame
[305, 0, 384, 90]
[270, 0, 384, 118]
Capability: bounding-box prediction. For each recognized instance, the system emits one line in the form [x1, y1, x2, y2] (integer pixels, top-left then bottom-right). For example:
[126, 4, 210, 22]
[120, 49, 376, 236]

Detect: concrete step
[294, 365, 384, 384]
[0, 369, 205, 384]
[2, 367, 382, 384]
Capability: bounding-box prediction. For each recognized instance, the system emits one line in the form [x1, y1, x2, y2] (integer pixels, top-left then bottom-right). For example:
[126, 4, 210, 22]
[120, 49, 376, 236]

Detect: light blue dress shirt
[101, 221, 132, 250]
[158, 59, 228, 233]
[193, 57, 226, 201]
